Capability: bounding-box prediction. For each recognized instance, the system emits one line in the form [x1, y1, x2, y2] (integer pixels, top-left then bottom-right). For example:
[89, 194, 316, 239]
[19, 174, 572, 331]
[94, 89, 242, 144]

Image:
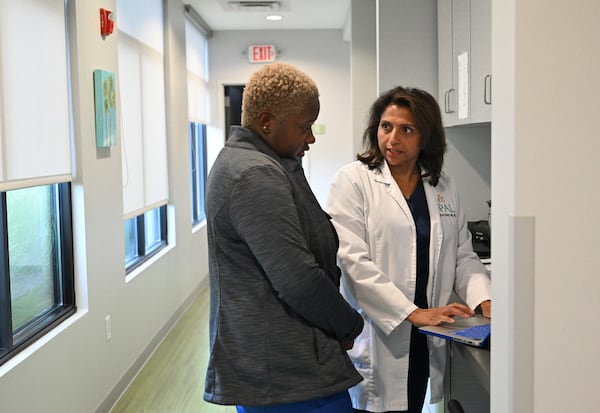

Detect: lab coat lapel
[423, 180, 443, 308]
[374, 162, 413, 219]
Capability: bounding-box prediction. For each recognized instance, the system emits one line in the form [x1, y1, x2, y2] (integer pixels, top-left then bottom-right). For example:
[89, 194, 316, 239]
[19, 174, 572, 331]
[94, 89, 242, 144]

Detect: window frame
[0, 182, 76, 367]
[190, 122, 207, 225]
[124, 205, 168, 274]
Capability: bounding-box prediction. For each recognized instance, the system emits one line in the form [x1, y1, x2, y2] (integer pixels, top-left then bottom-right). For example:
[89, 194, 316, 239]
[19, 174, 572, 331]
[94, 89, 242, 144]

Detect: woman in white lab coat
[327, 86, 491, 413]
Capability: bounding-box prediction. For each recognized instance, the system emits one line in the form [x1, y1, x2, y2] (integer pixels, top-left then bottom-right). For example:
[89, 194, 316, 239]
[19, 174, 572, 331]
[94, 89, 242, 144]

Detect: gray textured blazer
[204, 127, 363, 406]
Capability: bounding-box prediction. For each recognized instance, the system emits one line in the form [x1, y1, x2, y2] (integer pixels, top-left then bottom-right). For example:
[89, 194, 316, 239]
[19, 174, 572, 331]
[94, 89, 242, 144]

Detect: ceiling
[185, 0, 351, 31]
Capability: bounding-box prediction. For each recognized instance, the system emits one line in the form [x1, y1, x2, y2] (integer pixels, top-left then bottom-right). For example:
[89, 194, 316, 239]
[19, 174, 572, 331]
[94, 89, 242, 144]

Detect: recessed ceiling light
[265, 14, 283, 21]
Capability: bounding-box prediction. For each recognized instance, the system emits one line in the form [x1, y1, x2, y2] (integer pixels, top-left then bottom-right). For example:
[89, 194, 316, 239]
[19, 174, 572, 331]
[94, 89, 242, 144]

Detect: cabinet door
[438, 0, 491, 127]
[437, 0, 455, 126]
[438, 0, 470, 127]
[452, 0, 470, 124]
[470, 0, 492, 123]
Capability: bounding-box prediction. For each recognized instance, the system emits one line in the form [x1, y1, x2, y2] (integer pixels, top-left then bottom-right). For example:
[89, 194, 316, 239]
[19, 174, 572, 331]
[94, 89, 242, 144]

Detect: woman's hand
[479, 300, 491, 318]
[407, 303, 474, 327]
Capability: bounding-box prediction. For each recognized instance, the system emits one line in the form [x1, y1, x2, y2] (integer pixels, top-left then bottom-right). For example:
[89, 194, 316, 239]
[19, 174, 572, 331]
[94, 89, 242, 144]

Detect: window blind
[117, 0, 168, 219]
[185, 19, 209, 123]
[0, 0, 71, 191]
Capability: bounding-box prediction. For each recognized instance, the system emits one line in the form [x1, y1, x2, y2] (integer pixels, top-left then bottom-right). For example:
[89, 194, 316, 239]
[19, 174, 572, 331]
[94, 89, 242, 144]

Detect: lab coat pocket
[346, 320, 372, 368]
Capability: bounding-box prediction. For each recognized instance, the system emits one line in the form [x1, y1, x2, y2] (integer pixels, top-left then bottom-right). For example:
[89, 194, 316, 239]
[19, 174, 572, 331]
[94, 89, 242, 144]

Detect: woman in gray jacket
[203, 62, 364, 413]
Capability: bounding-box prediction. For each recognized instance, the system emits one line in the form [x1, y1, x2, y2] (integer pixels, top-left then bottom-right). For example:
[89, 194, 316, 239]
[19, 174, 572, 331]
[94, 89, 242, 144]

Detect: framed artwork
[93, 69, 117, 147]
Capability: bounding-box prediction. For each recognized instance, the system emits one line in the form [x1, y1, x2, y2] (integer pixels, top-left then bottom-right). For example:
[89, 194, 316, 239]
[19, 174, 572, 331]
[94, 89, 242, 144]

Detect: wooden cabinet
[438, 0, 491, 126]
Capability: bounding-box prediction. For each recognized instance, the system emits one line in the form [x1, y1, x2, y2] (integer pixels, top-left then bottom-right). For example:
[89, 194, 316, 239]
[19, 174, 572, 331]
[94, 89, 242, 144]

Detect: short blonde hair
[241, 62, 319, 127]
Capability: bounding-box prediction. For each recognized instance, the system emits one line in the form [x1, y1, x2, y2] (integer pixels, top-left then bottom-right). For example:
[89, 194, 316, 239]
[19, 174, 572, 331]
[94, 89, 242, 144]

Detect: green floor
[109, 286, 441, 412]
[110, 286, 234, 413]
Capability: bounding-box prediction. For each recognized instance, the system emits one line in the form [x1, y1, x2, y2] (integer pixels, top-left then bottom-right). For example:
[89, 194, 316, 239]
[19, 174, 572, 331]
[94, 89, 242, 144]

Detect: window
[124, 206, 167, 272]
[185, 14, 209, 226]
[190, 123, 207, 224]
[0, 183, 75, 366]
[185, 9, 209, 126]
[118, 0, 169, 272]
[0, 0, 75, 366]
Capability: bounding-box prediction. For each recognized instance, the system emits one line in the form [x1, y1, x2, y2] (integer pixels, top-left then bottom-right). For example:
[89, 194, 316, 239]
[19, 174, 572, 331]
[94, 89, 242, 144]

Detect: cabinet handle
[446, 88, 455, 114]
[444, 90, 449, 113]
[484, 74, 492, 105]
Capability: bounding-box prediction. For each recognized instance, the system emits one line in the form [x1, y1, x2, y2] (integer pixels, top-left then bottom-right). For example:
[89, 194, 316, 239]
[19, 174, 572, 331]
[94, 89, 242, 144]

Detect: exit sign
[248, 45, 276, 63]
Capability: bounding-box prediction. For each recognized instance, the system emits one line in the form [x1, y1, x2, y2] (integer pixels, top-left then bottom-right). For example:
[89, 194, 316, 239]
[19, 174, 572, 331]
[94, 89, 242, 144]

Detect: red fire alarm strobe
[100, 8, 115, 38]
[247, 45, 276, 63]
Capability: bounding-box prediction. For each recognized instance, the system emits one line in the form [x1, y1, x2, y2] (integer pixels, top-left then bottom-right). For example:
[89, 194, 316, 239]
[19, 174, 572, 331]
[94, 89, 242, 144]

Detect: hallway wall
[0, 2, 209, 412]
[207, 29, 353, 206]
[492, 1, 600, 411]
[0, 2, 492, 412]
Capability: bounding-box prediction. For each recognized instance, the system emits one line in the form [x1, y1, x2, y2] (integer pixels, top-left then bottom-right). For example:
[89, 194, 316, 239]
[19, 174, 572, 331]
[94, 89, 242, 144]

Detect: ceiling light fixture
[265, 14, 283, 21]
[227, 1, 281, 12]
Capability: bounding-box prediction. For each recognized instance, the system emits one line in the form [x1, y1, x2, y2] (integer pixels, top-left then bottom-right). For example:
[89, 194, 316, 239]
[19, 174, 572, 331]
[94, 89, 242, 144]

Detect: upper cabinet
[438, 0, 491, 127]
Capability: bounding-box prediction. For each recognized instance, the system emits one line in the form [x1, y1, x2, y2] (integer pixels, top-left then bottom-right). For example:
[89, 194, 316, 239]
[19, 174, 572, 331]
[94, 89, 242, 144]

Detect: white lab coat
[327, 161, 491, 412]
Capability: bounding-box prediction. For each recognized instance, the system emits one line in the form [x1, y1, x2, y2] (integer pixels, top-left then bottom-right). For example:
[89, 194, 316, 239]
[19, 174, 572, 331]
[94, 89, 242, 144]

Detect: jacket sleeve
[229, 163, 363, 343]
[327, 166, 417, 336]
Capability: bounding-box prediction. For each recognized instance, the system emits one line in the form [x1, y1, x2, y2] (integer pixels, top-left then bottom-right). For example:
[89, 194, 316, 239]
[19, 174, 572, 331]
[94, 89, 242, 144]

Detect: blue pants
[236, 390, 352, 413]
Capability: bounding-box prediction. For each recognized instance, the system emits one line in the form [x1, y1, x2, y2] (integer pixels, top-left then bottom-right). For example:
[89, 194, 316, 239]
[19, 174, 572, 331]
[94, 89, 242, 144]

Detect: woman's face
[377, 104, 422, 173]
[269, 99, 320, 158]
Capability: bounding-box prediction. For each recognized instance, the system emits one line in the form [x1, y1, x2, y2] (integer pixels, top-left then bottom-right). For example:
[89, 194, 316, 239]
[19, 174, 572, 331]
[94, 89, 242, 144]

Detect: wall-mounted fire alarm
[100, 8, 114, 38]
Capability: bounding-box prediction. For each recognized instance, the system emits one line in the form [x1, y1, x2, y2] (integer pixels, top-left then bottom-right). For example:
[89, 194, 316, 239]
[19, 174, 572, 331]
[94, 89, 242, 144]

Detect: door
[224, 84, 244, 139]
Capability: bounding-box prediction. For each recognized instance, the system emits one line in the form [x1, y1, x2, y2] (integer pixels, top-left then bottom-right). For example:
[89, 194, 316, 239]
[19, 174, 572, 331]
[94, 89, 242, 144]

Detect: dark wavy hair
[357, 86, 447, 186]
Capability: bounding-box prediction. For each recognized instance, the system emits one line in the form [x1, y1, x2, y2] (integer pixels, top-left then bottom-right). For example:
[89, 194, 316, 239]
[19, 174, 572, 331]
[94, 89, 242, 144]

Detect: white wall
[0, 1, 209, 412]
[445, 125, 491, 221]
[382, 0, 490, 222]
[350, 0, 377, 157]
[206, 1, 492, 222]
[9, 1, 583, 411]
[208, 29, 352, 206]
[378, 0, 438, 95]
[379, 0, 491, 222]
[492, 0, 600, 411]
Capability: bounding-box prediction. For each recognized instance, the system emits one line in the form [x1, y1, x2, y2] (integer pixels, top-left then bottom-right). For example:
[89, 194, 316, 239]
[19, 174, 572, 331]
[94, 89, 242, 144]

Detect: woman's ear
[257, 111, 274, 135]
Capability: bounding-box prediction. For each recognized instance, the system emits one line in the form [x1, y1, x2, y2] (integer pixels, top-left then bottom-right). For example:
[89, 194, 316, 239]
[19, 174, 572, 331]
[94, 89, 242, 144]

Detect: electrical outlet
[105, 315, 112, 342]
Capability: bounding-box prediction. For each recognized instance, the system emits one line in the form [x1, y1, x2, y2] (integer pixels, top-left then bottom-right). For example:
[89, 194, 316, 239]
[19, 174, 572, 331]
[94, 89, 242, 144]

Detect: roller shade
[117, 0, 168, 218]
[185, 18, 209, 123]
[0, 0, 71, 190]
